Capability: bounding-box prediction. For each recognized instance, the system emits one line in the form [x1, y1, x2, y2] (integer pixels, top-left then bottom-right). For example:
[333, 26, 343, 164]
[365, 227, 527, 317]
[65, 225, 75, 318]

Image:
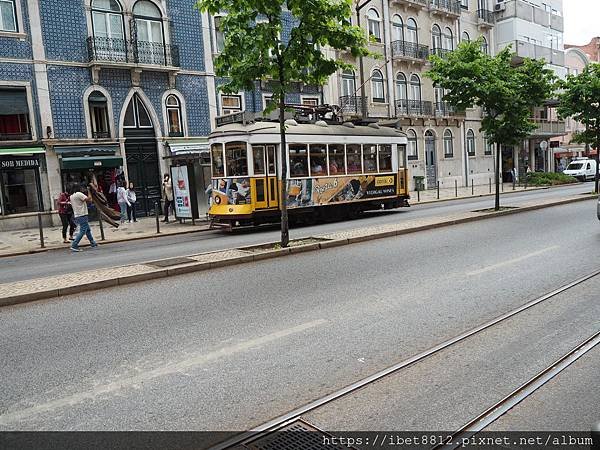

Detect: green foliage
[196, 0, 369, 106]
[426, 40, 556, 147]
[557, 63, 600, 151]
[526, 172, 578, 186]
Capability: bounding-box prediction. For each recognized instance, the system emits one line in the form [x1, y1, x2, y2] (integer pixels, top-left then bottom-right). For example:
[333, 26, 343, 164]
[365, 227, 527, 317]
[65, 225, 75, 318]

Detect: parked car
[563, 158, 597, 181]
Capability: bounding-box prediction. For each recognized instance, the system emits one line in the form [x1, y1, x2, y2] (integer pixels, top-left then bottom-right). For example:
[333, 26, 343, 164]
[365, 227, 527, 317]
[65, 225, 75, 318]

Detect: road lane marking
[0, 319, 327, 425]
[466, 246, 560, 276]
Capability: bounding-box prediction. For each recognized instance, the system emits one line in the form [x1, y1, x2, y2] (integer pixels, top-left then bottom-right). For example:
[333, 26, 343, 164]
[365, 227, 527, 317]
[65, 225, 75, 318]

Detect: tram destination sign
[0, 157, 40, 170]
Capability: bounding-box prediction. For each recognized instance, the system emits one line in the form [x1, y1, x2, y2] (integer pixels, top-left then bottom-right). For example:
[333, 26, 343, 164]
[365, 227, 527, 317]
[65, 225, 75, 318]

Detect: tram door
[266, 145, 279, 208]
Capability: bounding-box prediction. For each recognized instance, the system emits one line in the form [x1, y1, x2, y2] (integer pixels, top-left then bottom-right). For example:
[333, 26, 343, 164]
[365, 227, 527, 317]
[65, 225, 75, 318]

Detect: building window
[396, 72, 408, 113]
[461, 0, 468, 8]
[88, 91, 110, 139]
[480, 36, 489, 54]
[407, 129, 418, 160]
[214, 15, 225, 53]
[466, 129, 475, 156]
[409, 74, 421, 102]
[443, 129, 454, 157]
[462, 31, 470, 43]
[263, 95, 274, 111]
[0, 87, 31, 141]
[123, 94, 152, 128]
[443, 27, 454, 50]
[392, 14, 403, 42]
[484, 136, 493, 155]
[371, 69, 385, 103]
[166, 94, 183, 137]
[0, 0, 17, 32]
[133, 0, 165, 65]
[406, 18, 418, 44]
[432, 24, 442, 51]
[341, 70, 356, 97]
[367, 8, 381, 42]
[302, 97, 319, 107]
[221, 94, 242, 115]
[91, 0, 126, 60]
[1, 161, 42, 215]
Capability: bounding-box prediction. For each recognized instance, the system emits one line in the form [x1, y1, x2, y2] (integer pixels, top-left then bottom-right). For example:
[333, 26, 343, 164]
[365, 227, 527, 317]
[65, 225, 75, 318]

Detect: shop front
[0, 147, 45, 215]
[166, 140, 211, 219]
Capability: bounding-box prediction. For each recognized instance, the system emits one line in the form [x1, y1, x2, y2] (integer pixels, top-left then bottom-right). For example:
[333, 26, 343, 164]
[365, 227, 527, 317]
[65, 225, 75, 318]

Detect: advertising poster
[171, 165, 192, 218]
[212, 178, 252, 205]
[287, 175, 397, 208]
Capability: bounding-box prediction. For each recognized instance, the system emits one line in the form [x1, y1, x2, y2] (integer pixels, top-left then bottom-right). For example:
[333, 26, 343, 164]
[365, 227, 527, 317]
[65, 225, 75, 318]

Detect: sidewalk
[0, 182, 557, 258]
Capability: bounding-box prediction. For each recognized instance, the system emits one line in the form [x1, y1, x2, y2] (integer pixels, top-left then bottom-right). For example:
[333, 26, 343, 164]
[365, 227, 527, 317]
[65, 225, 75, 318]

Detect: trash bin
[413, 176, 425, 191]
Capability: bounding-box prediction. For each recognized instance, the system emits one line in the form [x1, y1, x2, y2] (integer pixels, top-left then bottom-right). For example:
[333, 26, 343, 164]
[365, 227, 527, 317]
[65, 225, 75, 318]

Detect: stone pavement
[0, 190, 595, 307]
[0, 182, 559, 258]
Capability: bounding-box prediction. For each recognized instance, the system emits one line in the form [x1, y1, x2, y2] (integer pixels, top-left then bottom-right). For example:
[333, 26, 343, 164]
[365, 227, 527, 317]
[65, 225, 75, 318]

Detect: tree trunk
[595, 135, 599, 195]
[278, 83, 289, 248]
[495, 142, 501, 211]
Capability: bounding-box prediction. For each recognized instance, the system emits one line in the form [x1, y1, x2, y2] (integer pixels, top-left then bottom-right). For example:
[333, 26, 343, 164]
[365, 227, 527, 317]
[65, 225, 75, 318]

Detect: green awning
[60, 156, 124, 170]
[0, 147, 45, 155]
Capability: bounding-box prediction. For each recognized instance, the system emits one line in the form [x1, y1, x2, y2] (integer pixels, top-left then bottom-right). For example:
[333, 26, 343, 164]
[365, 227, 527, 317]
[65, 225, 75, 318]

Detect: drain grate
[145, 257, 196, 268]
[243, 419, 352, 450]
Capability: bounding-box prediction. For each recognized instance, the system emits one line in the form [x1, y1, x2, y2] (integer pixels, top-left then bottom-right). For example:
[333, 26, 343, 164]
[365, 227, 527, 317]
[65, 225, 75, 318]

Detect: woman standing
[58, 186, 75, 244]
[116, 180, 130, 224]
[162, 174, 174, 223]
[126, 181, 137, 223]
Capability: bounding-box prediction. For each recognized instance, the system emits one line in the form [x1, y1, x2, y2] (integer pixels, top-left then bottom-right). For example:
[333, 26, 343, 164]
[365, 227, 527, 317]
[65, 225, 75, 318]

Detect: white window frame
[301, 96, 319, 107]
[367, 8, 381, 43]
[220, 94, 243, 115]
[0, 0, 24, 37]
[466, 129, 476, 157]
[371, 69, 385, 103]
[407, 129, 418, 160]
[443, 129, 454, 157]
[262, 94, 274, 111]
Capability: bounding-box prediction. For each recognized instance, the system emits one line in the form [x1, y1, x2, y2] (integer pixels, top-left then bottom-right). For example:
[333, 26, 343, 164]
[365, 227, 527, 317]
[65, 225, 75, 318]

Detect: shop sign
[170, 165, 192, 219]
[0, 157, 40, 170]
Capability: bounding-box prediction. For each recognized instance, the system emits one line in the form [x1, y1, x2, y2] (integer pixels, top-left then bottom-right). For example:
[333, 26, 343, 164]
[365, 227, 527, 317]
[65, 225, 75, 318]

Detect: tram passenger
[329, 160, 338, 175]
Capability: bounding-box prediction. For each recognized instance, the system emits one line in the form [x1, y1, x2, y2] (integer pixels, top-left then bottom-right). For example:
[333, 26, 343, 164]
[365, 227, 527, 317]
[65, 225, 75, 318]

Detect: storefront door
[425, 131, 437, 189]
[125, 138, 161, 217]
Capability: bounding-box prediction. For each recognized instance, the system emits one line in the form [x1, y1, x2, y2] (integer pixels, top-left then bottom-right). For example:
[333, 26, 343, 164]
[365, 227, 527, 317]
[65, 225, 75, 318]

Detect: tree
[557, 63, 600, 193]
[426, 41, 555, 211]
[197, 0, 369, 247]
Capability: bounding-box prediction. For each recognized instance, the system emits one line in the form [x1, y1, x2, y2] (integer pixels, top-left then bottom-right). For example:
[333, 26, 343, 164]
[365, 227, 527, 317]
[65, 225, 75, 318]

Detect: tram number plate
[375, 176, 395, 187]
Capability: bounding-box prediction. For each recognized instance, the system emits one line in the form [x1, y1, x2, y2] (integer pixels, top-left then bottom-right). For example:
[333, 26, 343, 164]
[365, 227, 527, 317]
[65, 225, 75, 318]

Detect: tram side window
[363, 144, 378, 173]
[328, 144, 346, 175]
[267, 145, 277, 175]
[211, 144, 225, 177]
[378, 144, 392, 172]
[398, 145, 406, 168]
[225, 142, 248, 176]
[253, 145, 266, 175]
[289, 144, 308, 177]
[347, 144, 362, 174]
[309, 144, 327, 176]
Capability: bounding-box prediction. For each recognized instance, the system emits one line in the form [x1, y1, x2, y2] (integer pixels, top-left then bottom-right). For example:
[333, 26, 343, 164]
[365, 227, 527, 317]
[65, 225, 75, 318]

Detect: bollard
[455, 179, 458, 197]
[502, 181, 504, 192]
[192, 214, 195, 226]
[98, 214, 106, 241]
[437, 181, 440, 200]
[524, 176, 528, 190]
[417, 188, 420, 202]
[37, 212, 45, 249]
[489, 178, 492, 194]
[471, 178, 474, 196]
[155, 201, 161, 234]
[513, 177, 516, 191]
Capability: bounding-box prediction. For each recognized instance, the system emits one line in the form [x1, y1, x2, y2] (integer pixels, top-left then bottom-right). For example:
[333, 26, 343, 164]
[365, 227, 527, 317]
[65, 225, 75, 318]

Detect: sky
[562, 0, 600, 46]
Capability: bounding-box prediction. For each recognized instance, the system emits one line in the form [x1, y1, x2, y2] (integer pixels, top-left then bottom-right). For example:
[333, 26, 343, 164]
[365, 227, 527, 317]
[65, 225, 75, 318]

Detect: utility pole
[355, 0, 372, 118]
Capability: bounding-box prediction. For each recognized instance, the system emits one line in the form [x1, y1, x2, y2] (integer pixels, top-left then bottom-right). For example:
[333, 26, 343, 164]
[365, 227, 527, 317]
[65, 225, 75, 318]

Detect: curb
[1, 194, 596, 308]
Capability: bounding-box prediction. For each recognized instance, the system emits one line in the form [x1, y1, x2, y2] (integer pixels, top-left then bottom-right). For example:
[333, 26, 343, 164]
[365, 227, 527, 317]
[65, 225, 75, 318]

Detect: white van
[563, 158, 596, 181]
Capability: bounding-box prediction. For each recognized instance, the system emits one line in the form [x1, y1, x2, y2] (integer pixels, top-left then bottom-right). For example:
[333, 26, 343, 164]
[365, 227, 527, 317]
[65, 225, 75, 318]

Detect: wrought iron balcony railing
[391, 40, 430, 61]
[87, 36, 180, 68]
[339, 95, 366, 114]
[431, 47, 453, 58]
[0, 132, 32, 141]
[477, 9, 495, 24]
[430, 0, 461, 15]
[435, 102, 465, 117]
[396, 99, 433, 116]
[392, 0, 428, 7]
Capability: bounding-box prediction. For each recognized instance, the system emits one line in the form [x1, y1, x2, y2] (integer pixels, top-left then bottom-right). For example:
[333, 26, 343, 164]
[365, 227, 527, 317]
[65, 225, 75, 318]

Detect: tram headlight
[215, 196, 221, 205]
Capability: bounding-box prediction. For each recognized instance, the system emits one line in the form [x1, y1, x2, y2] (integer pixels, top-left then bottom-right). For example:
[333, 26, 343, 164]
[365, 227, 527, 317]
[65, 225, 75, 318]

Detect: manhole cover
[146, 257, 196, 268]
[243, 419, 353, 450]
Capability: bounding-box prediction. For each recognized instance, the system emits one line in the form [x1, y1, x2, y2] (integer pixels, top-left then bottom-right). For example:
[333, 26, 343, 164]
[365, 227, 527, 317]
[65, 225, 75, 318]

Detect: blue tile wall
[140, 71, 169, 132]
[0, 0, 32, 59]
[39, 0, 88, 62]
[98, 69, 132, 131]
[168, 0, 205, 72]
[177, 74, 211, 136]
[46, 66, 90, 139]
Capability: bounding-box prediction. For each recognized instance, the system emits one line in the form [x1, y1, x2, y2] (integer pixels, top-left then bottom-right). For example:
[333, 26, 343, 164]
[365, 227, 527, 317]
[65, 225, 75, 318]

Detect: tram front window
[211, 144, 225, 177]
[225, 142, 248, 176]
[347, 144, 362, 174]
[289, 144, 308, 177]
[379, 144, 392, 172]
[363, 144, 378, 173]
[328, 144, 346, 175]
[309, 144, 327, 176]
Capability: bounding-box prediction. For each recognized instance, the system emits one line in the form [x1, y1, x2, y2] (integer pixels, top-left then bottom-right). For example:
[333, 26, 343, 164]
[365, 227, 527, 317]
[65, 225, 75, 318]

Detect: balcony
[530, 119, 566, 138]
[391, 40, 429, 63]
[477, 9, 495, 28]
[431, 47, 452, 58]
[87, 36, 180, 69]
[395, 99, 433, 117]
[429, 0, 461, 18]
[501, 40, 565, 67]
[390, 0, 428, 10]
[435, 102, 465, 118]
[339, 95, 366, 115]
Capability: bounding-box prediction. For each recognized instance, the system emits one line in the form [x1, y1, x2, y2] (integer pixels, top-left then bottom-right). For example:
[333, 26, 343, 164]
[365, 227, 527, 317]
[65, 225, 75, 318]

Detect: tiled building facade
[0, 0, 214, 220]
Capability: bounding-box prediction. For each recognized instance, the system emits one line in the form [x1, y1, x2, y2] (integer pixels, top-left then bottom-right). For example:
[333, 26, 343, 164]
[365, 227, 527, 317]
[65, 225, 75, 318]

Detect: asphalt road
[0, 182, 595, 284]
[1, 196, 599, 433]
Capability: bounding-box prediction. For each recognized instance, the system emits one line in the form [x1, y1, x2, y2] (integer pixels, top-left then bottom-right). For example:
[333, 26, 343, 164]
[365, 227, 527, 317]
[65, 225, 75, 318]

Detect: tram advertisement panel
[287, 174, 396, 208]
[212, 178, 251, 205]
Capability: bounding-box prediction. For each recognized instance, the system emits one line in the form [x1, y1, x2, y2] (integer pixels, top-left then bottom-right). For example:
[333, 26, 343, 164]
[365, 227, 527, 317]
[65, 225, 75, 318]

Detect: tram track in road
[211, 267, 600, 450]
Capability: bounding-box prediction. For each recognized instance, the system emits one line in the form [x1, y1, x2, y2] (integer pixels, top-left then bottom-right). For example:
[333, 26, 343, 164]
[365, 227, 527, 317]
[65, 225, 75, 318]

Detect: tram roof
[209, 121, 407, 141]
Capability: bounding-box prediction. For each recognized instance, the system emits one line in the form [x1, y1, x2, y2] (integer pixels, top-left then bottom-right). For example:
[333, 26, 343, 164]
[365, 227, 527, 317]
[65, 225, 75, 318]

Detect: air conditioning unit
[495, 3, 506, 11]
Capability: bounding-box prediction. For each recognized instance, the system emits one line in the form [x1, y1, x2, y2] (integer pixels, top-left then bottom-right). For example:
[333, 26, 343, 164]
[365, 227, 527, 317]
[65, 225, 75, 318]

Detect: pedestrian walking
[58, 186, 75, 244]
[162, 173, 174, 223]
[126, 181, 137, 223]
[70, 185, 98, 252]
[116, 180, 130, 224]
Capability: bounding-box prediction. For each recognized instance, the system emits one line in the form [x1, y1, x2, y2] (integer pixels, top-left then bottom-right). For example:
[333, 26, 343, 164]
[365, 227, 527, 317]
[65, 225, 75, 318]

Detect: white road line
[0, 318, 328, 425]
[467, 246, 560, 276]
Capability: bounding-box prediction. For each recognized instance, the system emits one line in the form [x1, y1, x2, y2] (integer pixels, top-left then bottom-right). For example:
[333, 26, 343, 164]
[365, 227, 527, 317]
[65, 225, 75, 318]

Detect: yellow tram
[208, 111, 409, 228]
